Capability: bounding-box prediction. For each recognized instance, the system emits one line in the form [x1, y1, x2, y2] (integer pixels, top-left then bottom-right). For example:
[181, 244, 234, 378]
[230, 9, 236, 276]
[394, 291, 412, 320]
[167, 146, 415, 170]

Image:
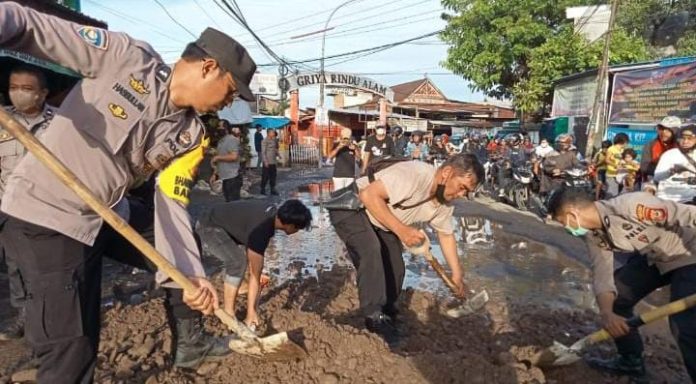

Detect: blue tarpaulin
[252, 116, 290, 129]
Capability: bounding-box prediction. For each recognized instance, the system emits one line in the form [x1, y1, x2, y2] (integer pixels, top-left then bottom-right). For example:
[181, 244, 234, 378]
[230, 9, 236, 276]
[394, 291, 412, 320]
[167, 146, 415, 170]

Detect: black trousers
[612, 254, 696, 381]
[261, 164, 277, 192]
[0, 199, 197, 384]
[329, 209, 404, 316]
[222, 174, 243, 202]
[0, 211, 26, 309]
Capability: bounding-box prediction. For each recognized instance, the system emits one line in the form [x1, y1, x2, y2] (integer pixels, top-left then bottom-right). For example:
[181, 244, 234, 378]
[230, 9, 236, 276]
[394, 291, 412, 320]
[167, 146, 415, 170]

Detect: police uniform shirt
[0, 105, 54, 199]
[584, 192, 696, 295]
[0, 3, 207, 281]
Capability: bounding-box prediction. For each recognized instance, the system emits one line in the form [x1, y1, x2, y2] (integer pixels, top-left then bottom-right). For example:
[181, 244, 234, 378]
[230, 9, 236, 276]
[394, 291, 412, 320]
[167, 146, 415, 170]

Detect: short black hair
[277, 199, 312, 230]
[443, 153, 485, 183]
[601, 140, 612, 149]
[613, 133, 629, 145]
[181, 42, 212, 61]
[622, 148, 637, 159]
[10, 64, 47, 89]
[546, 187, 594, 217]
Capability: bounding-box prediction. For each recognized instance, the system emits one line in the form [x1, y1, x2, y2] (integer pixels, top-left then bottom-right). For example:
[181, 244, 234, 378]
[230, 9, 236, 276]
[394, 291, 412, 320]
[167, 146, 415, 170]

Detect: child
[616, 148, 640, 192]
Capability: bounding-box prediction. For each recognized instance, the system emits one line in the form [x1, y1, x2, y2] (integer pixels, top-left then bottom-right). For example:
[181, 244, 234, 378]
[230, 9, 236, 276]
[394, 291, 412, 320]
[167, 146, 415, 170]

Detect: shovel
[533, 291, 696, 367]
[0, 109, 305, 361]
[407, 232, 489, 318]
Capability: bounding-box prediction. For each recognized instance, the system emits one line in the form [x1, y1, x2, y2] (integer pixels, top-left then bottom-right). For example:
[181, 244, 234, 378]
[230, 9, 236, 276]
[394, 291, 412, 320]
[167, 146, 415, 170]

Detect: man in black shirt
[362, 125, 394, 174]
[329, 128, 361, 190]
[195, 200, 312, 328]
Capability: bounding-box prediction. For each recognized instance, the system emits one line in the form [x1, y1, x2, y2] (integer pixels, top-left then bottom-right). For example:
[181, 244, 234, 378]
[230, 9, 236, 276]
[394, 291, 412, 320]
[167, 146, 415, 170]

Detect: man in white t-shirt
[646, 125, 696, 204]
[329, 154, 484, 346]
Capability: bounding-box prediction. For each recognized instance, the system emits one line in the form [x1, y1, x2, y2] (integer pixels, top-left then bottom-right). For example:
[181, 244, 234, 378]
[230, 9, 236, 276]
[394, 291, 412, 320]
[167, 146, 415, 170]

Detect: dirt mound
[81, 268, 688, 384]
[1, 267, 687, 383]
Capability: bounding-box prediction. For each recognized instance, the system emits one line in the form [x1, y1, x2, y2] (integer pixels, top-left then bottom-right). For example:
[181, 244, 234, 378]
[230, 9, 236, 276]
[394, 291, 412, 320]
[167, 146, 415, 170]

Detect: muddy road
[0, 167, 689, 383]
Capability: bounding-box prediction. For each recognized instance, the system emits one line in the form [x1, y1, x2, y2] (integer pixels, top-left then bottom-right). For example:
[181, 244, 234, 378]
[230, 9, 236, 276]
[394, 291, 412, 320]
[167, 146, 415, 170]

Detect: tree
[441, 0, 696, 118]
[441, 0, 587, 101]
[514, 25, 650, 115]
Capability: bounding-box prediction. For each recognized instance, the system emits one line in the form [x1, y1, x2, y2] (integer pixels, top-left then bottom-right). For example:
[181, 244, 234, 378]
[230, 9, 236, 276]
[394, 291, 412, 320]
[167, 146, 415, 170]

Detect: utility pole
[585, 0, 620, 159]
[318, 0, 358, 168]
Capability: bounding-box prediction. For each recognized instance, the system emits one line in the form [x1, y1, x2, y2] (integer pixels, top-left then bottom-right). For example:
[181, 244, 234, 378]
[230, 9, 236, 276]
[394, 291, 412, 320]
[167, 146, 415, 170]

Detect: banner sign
[605, 126, 658, 162]
[551, 76, 597, 117]
[609, 62, 696, 124]
[288, 72, 394, 101]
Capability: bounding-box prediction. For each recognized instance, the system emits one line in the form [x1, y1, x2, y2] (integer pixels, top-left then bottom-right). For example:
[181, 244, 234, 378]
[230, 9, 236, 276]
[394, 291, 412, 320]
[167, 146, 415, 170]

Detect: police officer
[0, 64, 54, 340]
[0, 3, 257, 382]
[546, 188, 696, 382]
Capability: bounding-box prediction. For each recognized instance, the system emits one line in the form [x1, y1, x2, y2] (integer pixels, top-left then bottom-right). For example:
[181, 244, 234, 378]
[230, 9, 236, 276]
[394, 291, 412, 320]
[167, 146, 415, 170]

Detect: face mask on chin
[9, 89, 42, 113]
[565, 212, 589, 237]
[435, 183, 447, 204]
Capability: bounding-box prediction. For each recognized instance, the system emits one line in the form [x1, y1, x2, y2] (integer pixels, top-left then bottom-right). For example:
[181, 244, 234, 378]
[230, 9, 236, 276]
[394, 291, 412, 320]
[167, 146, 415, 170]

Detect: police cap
[194, 27, 257, 101]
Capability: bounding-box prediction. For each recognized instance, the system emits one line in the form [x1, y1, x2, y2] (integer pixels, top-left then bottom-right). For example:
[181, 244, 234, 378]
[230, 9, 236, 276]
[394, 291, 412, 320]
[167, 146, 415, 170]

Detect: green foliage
[441, 0, 587, 100]
[441, 0, 696, 117]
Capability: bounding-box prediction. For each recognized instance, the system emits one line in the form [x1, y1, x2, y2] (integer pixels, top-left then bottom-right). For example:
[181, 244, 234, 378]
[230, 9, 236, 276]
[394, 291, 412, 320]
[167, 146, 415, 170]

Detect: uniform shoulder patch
[76, 26, 109, 50]
[635, 204, 668, 224]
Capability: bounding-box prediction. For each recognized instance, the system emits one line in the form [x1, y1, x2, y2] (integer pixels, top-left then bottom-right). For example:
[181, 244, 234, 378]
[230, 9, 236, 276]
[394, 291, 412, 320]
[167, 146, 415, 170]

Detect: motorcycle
[508, 163, 535, 210]
[563, 167, 593, 194]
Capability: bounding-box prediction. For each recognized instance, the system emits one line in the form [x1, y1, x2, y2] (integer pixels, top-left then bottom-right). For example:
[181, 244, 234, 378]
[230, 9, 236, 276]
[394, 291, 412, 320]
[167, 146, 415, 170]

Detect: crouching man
[329, 154, 484, 345]
[195, 199, 312, 328]
[547, 189, 696, 383]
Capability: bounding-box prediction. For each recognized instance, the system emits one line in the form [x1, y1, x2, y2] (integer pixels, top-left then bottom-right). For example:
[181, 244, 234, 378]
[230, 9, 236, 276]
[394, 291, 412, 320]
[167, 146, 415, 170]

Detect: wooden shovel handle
[0, 108, 253, 337]
[588, 291, 696, 344]
[423, 249, 458, 294]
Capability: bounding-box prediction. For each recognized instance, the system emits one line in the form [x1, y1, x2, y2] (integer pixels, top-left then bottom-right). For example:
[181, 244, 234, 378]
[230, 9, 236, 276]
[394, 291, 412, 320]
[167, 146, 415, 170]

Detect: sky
[81, 0, 485, 108]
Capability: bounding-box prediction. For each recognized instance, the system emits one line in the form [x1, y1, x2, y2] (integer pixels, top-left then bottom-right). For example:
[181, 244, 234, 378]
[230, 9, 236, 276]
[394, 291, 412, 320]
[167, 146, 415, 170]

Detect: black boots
[0, 307, 25, 340]
[365, 312, 400, 348]
[172, 316, 231, 369]
[586, 353, 647, 382]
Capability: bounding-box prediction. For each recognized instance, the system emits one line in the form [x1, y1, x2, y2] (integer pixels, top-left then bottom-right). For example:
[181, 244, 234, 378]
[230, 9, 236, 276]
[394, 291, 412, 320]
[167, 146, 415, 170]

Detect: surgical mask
[540, 142, 548, 148]
[565, 213, 589, 237]
[376, 128, 386, 136]
[9, 89, 42, 112]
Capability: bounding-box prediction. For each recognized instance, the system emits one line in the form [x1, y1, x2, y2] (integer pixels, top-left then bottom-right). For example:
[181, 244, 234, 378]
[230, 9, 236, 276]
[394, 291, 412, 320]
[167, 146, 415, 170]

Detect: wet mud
[0, 170, 690, 383]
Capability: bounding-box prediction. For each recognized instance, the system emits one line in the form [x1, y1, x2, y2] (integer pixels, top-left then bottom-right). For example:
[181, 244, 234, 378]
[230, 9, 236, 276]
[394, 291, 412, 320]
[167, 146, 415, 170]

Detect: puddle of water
[198, 180, 595, 312]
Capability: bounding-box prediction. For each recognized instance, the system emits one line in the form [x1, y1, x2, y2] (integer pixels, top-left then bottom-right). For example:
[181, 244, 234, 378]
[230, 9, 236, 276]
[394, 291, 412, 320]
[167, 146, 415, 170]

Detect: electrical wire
[152, 0, 197, 38]
[251, 0, 369, 34]
[239, 0, 428, 46]
[257, 30, 442, 66]
[193, 0, 223, 29]
[263, 9, 444, 47]
[83, 0, 189, 43]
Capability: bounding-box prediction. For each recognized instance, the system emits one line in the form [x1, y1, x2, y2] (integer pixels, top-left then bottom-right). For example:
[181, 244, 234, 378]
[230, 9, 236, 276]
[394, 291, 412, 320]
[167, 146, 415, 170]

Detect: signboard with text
[288, 72, 394, 101]
[551, 76, 597, 117]
[609, 62, 696, 124]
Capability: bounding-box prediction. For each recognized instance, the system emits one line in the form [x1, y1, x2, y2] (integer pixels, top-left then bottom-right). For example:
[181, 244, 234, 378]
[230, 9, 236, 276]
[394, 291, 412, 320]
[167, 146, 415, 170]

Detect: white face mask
[9, 89, 42, 113]
[376, 128, 386, 136]
[540, 142, 548, 148]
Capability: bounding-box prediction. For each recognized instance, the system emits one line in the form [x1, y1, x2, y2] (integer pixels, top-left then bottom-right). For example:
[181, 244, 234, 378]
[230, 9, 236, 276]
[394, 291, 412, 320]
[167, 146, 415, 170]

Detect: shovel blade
[228, 331, 307, 361]
[533, 341, 582, 367]
[445, 289, 490, 318]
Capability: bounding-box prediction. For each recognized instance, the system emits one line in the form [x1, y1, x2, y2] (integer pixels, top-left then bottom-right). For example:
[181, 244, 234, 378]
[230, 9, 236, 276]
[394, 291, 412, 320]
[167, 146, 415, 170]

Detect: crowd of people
[0, 3, 694, 384]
